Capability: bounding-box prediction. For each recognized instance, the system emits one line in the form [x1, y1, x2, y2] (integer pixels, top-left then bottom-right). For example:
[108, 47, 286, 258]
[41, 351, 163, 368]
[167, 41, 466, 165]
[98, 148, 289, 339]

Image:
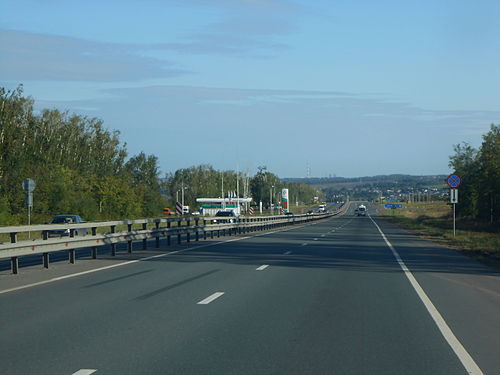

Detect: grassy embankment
[378, 201, 500, 270]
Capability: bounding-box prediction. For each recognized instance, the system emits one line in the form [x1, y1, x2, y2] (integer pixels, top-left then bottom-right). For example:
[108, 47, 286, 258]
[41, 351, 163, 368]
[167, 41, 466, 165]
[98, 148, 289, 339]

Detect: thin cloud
[0, 29, 188, 82]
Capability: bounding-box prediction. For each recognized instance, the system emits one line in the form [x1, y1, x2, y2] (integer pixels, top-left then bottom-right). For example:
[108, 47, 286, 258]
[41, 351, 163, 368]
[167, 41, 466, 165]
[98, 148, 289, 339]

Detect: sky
[1, 0, 499, 178]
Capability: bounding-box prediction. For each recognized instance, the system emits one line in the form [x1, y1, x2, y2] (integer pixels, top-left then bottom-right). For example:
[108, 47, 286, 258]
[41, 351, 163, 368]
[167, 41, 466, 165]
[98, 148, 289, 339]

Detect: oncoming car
[357, 205, 367, 217]
[44, 214, 88, 237]
[213, 210, 239, 223]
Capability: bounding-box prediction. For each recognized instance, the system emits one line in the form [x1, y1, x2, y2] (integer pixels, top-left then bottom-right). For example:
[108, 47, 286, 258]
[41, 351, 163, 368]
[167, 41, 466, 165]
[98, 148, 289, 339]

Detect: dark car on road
[44, 215, 88, 237]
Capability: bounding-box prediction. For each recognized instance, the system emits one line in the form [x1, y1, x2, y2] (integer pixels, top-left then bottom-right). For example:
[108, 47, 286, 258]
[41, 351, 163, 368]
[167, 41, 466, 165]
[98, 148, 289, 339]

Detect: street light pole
[271, 185, 274, 215]
[181, 183, 185, 208]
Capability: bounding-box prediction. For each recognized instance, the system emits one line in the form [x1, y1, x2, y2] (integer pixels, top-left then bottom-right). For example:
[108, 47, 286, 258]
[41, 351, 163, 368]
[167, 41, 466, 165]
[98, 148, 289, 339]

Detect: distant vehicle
[284, 211, 294, 215]
[44, 215, 87, 237]
[162, 207, 172, 215]
[318, 204, 326, 213]
[306, 210, 314, 215]
[182, 205, 189, 214]
[191, 211, 200, 215]
[213, 210, 238, 223]
[357, 205, 367, 216]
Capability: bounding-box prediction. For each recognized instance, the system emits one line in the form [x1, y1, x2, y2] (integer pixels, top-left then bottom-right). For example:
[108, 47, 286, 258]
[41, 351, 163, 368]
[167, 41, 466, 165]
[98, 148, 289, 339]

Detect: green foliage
[0, 86, 164, 223]
[449, 124, 499, 222]
[163, 164, 321, 209]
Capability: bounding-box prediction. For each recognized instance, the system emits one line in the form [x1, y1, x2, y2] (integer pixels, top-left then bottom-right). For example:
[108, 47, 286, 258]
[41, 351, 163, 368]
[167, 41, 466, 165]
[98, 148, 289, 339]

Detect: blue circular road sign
[447, 174, 462, 188]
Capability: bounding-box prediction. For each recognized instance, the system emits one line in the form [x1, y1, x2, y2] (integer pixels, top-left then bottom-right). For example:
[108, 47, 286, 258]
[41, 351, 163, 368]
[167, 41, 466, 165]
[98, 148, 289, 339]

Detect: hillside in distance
[284, 174, 447, 190]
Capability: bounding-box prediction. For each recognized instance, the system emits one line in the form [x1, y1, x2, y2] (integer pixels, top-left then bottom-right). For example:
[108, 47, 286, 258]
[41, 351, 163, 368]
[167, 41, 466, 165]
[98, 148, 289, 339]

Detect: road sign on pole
[22, 178, 36, 192]
[449, 188, 459, 237]
[446, 174, 462, 188]
[22, 178, 35, 239]
[450, 189, 458, 204]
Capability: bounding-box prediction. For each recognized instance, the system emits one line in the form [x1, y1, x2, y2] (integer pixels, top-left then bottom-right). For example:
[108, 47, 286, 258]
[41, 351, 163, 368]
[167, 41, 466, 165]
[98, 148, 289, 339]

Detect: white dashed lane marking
[197, 292, 225, 305]
[256, 265, 269, 271]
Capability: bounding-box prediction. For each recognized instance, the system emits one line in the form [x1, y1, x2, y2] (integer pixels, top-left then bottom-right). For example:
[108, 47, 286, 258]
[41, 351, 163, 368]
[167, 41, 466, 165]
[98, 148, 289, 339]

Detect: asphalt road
[1, 204, 499, 375]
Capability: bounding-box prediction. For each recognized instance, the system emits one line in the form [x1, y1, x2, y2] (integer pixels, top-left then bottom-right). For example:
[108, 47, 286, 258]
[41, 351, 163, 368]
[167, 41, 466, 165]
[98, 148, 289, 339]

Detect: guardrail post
[91, 227, 98, 258]
[155, 222, 160, 248]
[127, 224, 133, 253]
[10, 232, 17, 243]
[43, 252, 49, 268]
[167, 221, 171, 246]
[142, 223, 148, 250]
[186, 219, 191, 243]
[203, 219, 207, 240]
[43, 230, 49, 240]
[11, 256, 18, 274]
[177, 220, 181, 244]
[69, 249, 75, 264]
[111, 225, 117, 256]
[195, 218, 200, 241]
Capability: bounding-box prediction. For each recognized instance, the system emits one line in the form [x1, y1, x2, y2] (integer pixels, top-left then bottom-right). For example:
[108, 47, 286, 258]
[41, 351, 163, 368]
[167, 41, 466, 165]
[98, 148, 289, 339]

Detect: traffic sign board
[446, 174, 462, 188]
[22, 178, 36, 192]
[384, 203, 404, 209]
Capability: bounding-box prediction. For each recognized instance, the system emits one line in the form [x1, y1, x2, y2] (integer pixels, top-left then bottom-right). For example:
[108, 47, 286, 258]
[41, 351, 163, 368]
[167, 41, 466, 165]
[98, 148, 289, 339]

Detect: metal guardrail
[0, 207, 347, 274]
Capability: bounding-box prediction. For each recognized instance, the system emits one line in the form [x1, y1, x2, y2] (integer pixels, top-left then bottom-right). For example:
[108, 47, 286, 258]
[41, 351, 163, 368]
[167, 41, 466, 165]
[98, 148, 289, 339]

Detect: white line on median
[256, 265, 269, 271]
[369, 215, 484, 375]
[197, 292, 224, 304]
[301, 243, 308, 246]
[283, 251, 292, 255]
[72, 370, 97, 375]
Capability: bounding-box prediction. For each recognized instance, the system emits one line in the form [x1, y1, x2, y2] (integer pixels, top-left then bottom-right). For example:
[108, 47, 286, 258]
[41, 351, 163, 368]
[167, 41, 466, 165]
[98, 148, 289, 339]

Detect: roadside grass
[378, 202, 500, 271]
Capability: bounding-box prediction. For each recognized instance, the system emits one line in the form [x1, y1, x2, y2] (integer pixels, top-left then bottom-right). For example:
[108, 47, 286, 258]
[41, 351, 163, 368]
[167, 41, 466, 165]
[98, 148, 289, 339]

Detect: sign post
[175, 201, 183, 215]
[22, 178, 36, 239]
[281, 188, 289, 214]
[446, 174, 462, 237]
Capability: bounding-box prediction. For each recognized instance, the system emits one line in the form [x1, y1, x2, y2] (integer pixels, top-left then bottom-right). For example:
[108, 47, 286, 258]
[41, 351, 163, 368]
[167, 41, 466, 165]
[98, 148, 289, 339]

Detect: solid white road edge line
[369, 215, 484, 375]
[72, 370, 97, 375]
[0, 238, 247, 296]
[256, 265, 269, 271]
[197, 292, 224, 304]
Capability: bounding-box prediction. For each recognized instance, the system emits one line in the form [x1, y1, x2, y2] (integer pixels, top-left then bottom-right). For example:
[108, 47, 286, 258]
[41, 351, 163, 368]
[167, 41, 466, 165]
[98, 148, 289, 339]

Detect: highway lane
[1, 205, 498, 374]
[0, 204, 344, 273]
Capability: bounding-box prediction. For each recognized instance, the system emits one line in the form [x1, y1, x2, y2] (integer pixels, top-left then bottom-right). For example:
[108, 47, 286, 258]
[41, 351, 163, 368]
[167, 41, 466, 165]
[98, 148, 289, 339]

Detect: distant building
[196, 198, 252, 216]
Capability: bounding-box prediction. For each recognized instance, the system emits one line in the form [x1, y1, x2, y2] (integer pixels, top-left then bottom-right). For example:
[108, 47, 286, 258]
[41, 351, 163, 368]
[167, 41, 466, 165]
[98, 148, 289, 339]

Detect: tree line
[0, 86, 166, 224]
[1, 86, 321, 225]
[164, 165, 322, 210]
[449, 124, 499, 223]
